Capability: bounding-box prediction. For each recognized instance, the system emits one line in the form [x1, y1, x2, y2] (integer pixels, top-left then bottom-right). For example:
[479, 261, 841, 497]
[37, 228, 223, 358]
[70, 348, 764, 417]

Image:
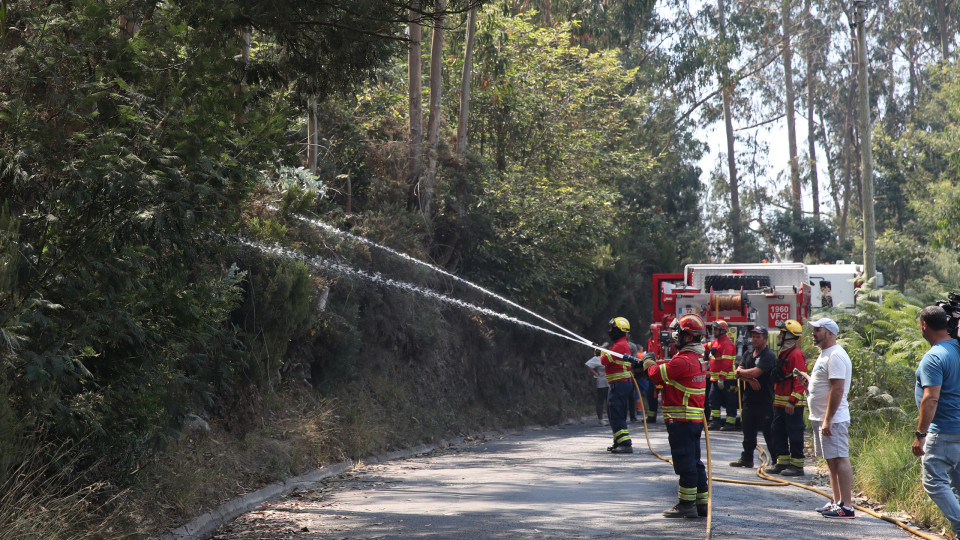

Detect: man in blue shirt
[913, 305, 960, 534]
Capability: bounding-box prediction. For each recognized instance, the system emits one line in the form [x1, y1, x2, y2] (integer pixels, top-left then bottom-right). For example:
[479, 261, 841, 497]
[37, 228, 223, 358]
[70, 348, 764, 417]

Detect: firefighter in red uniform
[707, 320, 739, 431]
[641, 313, 709, 518]
[600, 317, 634, 454]
[766, 319, 808, 476]
[642, 323, 661, 423]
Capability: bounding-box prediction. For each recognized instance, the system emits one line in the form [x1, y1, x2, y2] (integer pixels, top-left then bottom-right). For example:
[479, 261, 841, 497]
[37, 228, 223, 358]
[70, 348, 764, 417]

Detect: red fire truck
[647, 263, 812, 361]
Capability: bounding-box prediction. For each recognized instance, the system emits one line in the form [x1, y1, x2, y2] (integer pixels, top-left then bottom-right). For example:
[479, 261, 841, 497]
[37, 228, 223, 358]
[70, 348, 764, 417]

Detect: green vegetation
[3, 0, 960, 537]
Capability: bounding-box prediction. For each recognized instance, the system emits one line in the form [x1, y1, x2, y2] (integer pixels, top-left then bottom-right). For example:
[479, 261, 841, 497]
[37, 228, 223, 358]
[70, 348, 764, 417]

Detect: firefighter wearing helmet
[600, 316, 634, 454]
[641, 313, 709, 518]
[707, 320, 740, 431]
[766, 319, 809, 476]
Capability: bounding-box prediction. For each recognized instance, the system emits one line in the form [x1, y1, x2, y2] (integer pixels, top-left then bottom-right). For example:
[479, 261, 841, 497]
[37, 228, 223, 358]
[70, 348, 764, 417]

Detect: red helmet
[713, 319, 729, 331]
[672, 313, 707, 340]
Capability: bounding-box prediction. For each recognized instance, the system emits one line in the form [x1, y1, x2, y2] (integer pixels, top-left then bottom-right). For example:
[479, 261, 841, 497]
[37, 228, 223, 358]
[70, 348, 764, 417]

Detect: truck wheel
[703, 274, 772, 291]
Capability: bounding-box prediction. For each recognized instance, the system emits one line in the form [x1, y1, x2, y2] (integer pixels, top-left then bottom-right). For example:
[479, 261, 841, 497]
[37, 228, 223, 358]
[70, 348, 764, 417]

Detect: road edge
[160, 417, 588, 540]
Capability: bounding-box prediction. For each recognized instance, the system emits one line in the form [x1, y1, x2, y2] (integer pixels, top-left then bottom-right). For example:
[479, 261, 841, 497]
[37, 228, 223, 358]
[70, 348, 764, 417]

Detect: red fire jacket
[709, 334, 737, 382]
[774, 345, 808, 408]
[601, 337, 633, 383]
[647, 349, 707, 422]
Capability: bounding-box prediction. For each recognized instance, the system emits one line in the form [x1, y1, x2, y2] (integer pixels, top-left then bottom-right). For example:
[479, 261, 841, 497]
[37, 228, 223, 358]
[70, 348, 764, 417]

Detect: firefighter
[767, 319, 808, 476]
[642, 323, 661, 423]
[600, 316, 634, 454]
[708, 320, 739, 431]
[641, 313, 709, 518]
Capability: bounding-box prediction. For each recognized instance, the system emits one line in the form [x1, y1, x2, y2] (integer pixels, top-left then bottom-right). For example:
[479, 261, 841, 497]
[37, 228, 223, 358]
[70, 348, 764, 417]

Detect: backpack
[769, 347, 795, 383]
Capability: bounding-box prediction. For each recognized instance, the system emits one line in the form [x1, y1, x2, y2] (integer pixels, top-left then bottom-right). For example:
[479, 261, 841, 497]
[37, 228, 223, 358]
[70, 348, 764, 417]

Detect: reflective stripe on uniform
[602, 352, 634, 383]
[720, 355, 737, 380]
[774, 394, 807, 407]
[615, 428, 631, 445]
[658, 363, 706, 421]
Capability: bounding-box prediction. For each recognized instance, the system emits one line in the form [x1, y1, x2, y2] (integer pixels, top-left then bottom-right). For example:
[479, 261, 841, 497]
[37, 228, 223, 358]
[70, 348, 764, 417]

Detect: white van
[806, 263, 882, 310]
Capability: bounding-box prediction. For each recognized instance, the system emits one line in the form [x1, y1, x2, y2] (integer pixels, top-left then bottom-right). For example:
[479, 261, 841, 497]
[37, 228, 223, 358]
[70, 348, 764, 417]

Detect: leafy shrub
[232, 250, 320, 390]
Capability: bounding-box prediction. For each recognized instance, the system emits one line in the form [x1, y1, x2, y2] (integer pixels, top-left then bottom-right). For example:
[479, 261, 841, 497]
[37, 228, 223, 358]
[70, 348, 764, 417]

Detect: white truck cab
[806, 262, 882, 310]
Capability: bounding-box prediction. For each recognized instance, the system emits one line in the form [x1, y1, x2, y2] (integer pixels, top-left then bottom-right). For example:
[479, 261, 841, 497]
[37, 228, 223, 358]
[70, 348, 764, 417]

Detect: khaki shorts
[811, 420, 849, 459]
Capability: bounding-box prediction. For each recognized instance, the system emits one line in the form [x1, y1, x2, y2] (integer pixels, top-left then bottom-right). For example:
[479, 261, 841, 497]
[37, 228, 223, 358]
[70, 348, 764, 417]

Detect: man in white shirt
[585, 351, 609, 425]
[804, 317, 855, 519]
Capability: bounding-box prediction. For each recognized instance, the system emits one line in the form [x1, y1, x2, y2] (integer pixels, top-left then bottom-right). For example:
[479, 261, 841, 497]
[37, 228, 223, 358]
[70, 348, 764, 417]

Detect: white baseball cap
[808, 317, 839, 335]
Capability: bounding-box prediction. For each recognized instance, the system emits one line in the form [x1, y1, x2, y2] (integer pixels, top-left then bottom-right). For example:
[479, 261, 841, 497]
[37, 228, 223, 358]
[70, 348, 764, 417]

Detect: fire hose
[628, 376, 941, 540]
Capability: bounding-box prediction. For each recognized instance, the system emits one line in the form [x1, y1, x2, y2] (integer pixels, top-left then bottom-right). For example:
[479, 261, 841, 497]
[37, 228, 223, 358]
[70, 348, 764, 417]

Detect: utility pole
[854, 0, 876, 280]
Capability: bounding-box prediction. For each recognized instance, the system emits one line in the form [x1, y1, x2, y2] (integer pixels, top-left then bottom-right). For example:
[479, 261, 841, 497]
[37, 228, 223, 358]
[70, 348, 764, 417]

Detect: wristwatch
[915, 431, 927, 439]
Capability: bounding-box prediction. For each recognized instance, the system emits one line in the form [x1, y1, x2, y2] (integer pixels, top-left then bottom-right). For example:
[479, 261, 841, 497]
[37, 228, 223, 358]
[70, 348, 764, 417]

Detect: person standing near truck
[766, 320, 808, 476]
[643, 323, 662, 423]
[806, 317, 855, 519]
[730, 327, 776, 468]
[707, 320, 739, 431]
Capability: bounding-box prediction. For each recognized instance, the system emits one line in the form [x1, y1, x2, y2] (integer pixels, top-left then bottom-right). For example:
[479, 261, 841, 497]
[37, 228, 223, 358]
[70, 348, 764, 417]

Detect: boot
[719, 422, 737, 432]
[697, 504, 708, 517]
[729, 458, 754, 468]
[646, 415, 657, 424]
[781, 465, 805, 476]
[708, 418, 723, 431]
[610, 444, 633, 454]
[764, 463, 788, 475]
[663, 500, 698, 519]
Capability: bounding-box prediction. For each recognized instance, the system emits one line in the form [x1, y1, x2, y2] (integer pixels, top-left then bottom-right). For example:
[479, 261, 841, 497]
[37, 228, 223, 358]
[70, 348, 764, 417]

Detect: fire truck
[647, 263, 814, 362]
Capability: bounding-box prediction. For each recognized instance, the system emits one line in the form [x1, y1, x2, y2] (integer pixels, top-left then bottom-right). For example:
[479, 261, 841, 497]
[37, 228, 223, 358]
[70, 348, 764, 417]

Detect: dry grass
[130, 387, 341, 535]
[0, 442, 135, 540]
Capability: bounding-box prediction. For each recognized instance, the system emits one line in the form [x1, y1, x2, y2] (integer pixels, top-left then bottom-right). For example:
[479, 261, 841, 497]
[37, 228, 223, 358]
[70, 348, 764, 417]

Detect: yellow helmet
[610, 317, 631, 332]
[777, 319, 803, 338]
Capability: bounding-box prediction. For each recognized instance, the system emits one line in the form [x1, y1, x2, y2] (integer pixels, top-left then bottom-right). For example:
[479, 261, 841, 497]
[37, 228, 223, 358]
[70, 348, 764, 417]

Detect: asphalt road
[210, 419, 932, 539]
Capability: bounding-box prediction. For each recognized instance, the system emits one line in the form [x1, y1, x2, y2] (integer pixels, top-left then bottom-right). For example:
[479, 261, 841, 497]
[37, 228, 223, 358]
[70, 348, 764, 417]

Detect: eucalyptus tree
[456, 7, 478, 161]
[464, 9, 681, 298]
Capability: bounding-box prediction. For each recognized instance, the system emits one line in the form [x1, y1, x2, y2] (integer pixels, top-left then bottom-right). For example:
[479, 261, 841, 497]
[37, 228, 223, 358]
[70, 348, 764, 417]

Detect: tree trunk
[907, 37, 918, 108]
[305, 97, 318, 174]
[819, 111, 841, 219]
[456, 8, 477, 162]
[781, 0, 802, 230]
[837, 24, 858, 245]
[119, 8, 142, 39]
[935, 0, 950, 60]
[803, 0, 819, 222]
[718, 0, 741, 261]
[423, 0, 446, 220]
[408, 2, 424, 197]
[854, 1, 876, 279]
[840, 115, 853, 244]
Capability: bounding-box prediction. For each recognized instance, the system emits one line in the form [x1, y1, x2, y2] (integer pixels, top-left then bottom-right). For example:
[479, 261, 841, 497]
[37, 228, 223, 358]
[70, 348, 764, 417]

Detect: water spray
[238, 239, 626, 358]
[276, 209, 595, 347]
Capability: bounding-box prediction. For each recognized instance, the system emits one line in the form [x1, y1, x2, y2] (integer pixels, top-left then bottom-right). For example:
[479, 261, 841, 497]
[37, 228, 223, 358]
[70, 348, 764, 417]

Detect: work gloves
[640, 352, 657, 371]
